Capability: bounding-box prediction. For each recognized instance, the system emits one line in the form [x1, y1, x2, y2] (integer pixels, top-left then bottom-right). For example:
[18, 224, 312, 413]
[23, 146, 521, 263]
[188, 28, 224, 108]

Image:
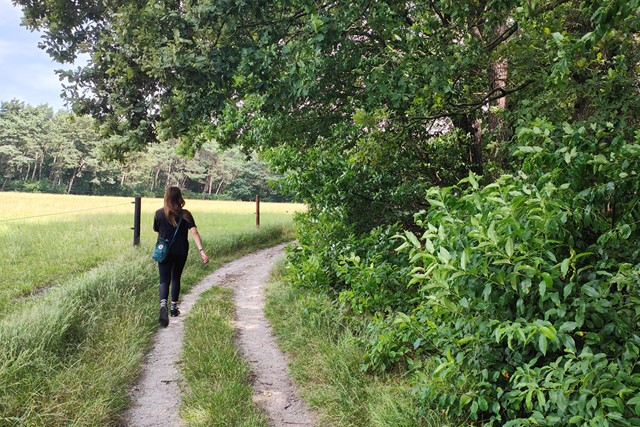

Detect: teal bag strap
[167, 216, 183, 248]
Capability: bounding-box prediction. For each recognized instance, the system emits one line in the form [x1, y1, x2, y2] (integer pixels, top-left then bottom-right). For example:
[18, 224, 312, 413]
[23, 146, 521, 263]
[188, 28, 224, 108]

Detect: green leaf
[627, 394, 640, 415]
[405, 231, 421, 249]
[488, 222, 498, 244]
[460, 248, 469, 270]
[559, 322, 579, 332]
[539, 326, 556, 341]
[438, 246, 451, 263]
[505, 237, 514, 257]
[483, 282, 492, 300]
[526, 389, 534, 411]
[539, 280, 546, 297]
[619, 224, 632, 239]
[478, 397, 488, 411]
[460, 393, 473, 407]
[538, 334, 548, 355]
[541, 272, 553, 289]
[560, 258, 570, 276]
[468, 171, 479, 189]
[427, 198, 445, 209]
[425, 238, 435, 254]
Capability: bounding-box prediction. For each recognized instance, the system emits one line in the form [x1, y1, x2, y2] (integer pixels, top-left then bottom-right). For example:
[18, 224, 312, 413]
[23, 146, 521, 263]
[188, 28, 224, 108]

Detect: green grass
[0, 191, 456, 426]
[0, 192, 301, 426]
[0, 192, 302, 314]
[264, 262, 454, 427]
[180, 287, 269, 427]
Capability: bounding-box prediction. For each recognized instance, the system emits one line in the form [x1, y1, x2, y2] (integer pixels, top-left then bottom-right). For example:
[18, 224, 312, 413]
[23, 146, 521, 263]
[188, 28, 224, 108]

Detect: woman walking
[153, 186, 209, 327]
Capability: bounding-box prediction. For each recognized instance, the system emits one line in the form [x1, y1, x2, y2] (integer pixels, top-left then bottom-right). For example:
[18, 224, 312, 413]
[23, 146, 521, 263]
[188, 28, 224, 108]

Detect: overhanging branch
[407, 79, 536, 122]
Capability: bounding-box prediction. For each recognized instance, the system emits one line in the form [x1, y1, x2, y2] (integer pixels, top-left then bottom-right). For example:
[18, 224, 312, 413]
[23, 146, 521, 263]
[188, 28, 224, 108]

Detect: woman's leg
[158, 260, 173, 327]
[170, 255, 188, 303]
[158, 260, 173, 303]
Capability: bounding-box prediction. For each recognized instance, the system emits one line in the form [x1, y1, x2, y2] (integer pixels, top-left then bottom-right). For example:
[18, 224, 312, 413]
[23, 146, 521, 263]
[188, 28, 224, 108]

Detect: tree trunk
[153, 167, 161, 191]
[488, 57, 509, 134]
[165, 162, 173, 188]
[67, 174, 76, 194]
[38, 156, 44, 181]
[31, 153, 38, 180]
[487, 23, 510, 164]
[68, 160, 85, 194]
[453, 115, 483, 175]
[216, 179, 225, 195]
[202, 175, 210, 199]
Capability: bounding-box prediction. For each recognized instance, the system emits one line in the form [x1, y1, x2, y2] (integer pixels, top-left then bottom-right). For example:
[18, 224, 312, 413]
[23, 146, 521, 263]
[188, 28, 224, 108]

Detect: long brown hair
[163, 186, 185, 226]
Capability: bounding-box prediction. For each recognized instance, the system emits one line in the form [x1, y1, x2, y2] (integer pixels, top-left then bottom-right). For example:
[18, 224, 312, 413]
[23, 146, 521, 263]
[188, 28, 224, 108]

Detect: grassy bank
[0, 192, 301, 426]
[264, 261, 455, 427]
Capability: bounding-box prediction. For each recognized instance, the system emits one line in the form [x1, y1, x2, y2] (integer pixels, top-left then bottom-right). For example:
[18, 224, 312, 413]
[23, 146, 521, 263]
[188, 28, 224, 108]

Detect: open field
[0, 192, 303, 426]
[0, 192, 303, 314]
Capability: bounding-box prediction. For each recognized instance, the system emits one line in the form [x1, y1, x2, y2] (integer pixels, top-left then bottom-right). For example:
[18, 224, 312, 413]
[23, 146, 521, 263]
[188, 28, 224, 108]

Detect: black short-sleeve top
[153, 208, 196, 257]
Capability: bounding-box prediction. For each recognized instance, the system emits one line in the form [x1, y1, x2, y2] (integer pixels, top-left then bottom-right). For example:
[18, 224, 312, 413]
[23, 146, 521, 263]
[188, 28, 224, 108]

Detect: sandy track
[122, 243, 314, 426]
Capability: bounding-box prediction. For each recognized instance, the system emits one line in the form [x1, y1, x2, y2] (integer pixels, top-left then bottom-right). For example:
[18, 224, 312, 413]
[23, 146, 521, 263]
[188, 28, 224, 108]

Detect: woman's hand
[190, 227, 209, 264]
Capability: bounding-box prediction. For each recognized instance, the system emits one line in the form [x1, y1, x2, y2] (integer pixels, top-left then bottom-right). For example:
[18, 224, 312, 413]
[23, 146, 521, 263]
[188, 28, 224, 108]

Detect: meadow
[0, 192, 300, 314]
[0, 192, 302, 426]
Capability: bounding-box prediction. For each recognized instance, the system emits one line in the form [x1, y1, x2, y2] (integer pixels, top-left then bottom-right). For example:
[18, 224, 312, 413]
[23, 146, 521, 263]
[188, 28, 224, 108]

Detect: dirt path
[122, 243, 315, 427]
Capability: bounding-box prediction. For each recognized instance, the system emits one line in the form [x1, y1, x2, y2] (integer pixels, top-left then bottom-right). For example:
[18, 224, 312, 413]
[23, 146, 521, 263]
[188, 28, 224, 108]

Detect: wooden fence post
[256, 194, 260, 228]
[133, 196, 141, 246]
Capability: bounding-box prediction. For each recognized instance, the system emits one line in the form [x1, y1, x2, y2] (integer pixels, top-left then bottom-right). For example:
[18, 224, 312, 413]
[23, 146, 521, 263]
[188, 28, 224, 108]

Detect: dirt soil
[122, 243, 315, 427]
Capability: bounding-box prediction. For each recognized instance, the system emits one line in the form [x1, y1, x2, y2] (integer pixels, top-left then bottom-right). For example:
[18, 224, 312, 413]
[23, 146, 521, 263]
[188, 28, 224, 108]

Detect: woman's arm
[190, 227, 209, 264]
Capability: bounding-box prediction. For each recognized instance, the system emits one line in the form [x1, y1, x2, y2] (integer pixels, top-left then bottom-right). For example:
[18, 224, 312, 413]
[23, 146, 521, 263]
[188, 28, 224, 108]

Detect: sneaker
[170, 304, 180, 317]
[159, 305, 169, 327]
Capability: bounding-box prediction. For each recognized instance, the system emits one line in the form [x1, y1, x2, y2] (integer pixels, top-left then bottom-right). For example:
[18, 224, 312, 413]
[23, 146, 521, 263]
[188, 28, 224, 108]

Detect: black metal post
[133, 196, 141, 246]
[256, 194, 260, 228]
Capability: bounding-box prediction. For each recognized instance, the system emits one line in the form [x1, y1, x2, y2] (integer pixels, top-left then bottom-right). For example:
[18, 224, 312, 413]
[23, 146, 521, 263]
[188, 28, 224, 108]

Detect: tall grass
[0, 192, 301, 426]
[264, 261, 454, 427]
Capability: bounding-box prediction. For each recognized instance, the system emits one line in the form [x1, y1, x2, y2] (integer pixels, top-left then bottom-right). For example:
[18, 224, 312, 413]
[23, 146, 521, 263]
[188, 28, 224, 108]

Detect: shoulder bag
[152, 216, 183, 262]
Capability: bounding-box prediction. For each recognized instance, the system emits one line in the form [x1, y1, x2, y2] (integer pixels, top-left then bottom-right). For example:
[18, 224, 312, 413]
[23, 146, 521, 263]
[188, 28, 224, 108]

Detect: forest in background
[0, 99, 288, 200]
[10, 0, 640, 424]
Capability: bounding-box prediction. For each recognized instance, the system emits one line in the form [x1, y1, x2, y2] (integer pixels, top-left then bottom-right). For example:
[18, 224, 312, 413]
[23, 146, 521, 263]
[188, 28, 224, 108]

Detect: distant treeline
[0, 100, 289, 201]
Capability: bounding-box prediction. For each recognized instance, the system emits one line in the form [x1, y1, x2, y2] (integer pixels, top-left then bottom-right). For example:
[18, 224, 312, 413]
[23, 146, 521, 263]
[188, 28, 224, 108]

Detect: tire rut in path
[122, 243, 315, 427]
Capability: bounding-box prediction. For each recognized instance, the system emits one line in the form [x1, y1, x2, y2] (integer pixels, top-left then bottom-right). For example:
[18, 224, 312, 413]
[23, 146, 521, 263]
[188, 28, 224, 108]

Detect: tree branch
[484, 23, 519, 51]
[408, 79, 536, 122]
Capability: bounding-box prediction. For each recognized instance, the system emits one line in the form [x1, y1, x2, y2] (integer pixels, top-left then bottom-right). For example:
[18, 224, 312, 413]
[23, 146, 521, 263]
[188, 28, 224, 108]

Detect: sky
[0, 0, 75, 111]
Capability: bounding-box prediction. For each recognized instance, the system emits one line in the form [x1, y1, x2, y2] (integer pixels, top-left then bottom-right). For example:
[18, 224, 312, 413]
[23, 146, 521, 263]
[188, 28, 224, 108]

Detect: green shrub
[286, 210, 355, 291]
[395, 168, 639, 425]
[336, 225, 416, 317]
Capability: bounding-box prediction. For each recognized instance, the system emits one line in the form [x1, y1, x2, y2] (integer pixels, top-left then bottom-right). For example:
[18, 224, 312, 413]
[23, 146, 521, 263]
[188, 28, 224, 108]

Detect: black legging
[158, 253, 188, 302]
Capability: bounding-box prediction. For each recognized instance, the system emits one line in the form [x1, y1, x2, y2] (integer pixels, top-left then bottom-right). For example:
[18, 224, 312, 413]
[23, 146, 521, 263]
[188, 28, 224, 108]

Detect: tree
[16, 0, 638, 227]
[0, 101, 55, 189]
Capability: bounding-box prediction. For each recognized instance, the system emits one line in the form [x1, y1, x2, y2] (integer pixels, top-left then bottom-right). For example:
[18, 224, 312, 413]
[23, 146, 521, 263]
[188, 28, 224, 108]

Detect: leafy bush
[393, 121, 640, 426]
[286, 210, 349, 292]
[336, 225, 416, 316]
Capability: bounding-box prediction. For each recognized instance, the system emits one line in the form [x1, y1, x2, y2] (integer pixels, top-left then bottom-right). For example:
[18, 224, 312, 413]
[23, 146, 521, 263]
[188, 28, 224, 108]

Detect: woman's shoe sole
[159, 306, 169, 327]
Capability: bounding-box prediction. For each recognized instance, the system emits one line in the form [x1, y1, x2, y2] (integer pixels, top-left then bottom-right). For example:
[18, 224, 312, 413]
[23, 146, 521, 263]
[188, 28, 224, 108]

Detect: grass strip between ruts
[180, 286, 269, 427]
